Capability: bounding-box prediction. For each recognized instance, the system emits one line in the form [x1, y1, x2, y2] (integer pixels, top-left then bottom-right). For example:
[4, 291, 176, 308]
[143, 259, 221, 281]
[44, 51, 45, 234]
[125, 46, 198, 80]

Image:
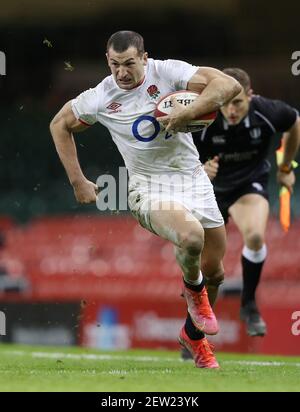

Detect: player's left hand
[156, 97, 190, 133]
[204, 156, 219, 180]
[277, 170, 296, 193]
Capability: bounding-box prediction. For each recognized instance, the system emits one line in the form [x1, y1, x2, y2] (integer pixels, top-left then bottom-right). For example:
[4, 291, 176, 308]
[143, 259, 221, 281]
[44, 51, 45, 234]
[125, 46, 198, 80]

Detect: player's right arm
[50, 101, 98, 203]
[277, 117, 300, 193]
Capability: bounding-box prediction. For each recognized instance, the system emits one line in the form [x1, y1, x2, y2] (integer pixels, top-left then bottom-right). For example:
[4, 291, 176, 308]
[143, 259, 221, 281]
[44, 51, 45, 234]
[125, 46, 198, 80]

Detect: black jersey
[193, 95, 298, 193]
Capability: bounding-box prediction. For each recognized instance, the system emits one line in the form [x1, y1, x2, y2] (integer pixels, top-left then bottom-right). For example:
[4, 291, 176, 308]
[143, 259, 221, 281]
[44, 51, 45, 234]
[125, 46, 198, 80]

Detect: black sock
[241, 255, 265, 307]
[184, 313, 205, 340]
[183, 277, 205, 293]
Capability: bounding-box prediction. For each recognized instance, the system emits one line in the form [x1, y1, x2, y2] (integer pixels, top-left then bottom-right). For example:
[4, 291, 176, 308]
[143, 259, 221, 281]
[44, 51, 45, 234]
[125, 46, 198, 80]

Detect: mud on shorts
[127, 172, 224, 235]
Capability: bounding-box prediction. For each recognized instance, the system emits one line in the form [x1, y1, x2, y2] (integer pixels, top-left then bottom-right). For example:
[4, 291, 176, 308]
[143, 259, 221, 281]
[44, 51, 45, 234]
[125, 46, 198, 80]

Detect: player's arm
[277, 116, 300, 192]
[203, 156, 220, 181]
[280, 117, 300, 168]
[186, 67, 241, 117]
[159, 67, 241, 132]
[50, 101, 98, 203]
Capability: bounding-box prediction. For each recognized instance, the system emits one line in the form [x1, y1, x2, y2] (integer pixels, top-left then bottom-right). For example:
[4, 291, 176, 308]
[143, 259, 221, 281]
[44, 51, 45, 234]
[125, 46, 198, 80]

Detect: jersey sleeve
[71, 87, 99, 126]
[156, 59, 199, 90]
[255, 96, 298, 133]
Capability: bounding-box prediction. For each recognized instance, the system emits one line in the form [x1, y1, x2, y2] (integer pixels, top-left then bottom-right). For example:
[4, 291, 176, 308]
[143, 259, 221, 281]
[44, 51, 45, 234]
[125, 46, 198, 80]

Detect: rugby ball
[154, 90, 217, 132]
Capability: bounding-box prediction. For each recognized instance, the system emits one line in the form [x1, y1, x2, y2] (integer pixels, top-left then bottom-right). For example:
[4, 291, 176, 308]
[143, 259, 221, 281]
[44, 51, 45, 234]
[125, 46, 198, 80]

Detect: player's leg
[149, 201, 219, 336]
[229, 193, 269, 336]
[201, 225, 226, 306]
[180, 224, 225, 364]
[128, 176, 220, 367]
[178, 321, 219, 368]
[149, 201, 204, 281]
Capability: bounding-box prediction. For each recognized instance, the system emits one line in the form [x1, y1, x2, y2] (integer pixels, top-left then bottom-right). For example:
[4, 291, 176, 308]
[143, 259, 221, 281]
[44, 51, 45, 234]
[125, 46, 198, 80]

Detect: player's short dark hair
[223, 68, 251, 92]
[107, 31, 145, 55]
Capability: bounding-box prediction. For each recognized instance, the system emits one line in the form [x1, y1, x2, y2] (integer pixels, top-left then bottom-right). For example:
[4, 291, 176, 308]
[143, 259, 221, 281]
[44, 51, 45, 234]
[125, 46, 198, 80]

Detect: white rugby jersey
[71, 58, 202, 179]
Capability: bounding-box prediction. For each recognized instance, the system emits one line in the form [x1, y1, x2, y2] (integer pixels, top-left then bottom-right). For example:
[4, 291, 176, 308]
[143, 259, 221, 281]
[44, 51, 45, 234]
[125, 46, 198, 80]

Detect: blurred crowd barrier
[0, 215, 299, 355]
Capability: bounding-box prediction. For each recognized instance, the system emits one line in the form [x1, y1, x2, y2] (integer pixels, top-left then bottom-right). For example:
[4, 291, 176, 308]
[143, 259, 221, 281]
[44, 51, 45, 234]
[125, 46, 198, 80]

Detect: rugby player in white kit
[50, 31, 241, 368]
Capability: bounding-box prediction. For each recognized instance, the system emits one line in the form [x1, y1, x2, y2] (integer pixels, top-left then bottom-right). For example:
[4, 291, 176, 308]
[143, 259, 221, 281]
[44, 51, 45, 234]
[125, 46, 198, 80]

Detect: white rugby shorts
[128, 169, 224, 234]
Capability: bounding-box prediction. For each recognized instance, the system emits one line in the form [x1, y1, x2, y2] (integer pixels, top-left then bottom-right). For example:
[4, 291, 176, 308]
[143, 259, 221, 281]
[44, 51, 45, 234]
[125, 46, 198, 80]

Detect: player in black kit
[193, 68, 300, 337]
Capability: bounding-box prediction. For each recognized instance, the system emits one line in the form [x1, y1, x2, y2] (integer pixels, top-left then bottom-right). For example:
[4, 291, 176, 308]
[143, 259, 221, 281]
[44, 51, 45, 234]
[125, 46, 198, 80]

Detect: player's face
[107, 47, 148, 90]
[220, 88, 252, 125]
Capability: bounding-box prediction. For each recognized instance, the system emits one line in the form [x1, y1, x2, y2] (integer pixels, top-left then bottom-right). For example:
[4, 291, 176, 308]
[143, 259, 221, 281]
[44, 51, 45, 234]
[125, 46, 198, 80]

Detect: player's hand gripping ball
[154, 90, 217, 132]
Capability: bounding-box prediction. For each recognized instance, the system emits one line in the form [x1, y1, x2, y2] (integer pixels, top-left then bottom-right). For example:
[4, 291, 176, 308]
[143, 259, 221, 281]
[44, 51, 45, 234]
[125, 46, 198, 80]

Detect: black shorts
[215, 173, 269, 224]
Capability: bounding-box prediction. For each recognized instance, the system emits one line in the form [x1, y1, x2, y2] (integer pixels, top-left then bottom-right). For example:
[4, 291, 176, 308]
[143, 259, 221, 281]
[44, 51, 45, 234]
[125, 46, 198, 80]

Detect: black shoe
[240, 301, 267, 337]
[181, 346, 193, 360]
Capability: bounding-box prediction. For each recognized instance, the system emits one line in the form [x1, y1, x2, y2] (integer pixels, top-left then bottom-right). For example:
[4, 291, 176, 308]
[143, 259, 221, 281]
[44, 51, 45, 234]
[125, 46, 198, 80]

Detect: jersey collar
[222, 114, 251, 130]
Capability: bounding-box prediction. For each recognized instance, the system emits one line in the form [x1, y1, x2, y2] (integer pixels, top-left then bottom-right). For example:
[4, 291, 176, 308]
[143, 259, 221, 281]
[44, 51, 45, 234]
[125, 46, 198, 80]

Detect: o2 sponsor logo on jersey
[291, 311, 300, 336]
[291, 51, 300, 76]
[0, 51, 6, 75]
[132, 115, 172, 142]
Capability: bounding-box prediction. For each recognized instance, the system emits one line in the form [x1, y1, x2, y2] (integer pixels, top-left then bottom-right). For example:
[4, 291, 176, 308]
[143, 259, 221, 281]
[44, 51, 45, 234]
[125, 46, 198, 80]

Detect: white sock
[184, 271, 203, 285]
[242, 244, 267, 263]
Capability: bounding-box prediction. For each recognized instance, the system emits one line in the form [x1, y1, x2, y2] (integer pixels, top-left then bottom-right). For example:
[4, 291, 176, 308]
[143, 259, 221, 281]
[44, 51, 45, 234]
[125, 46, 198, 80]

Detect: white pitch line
[223, 360, 300, 367]
[3, 350, 177, 363]
[3, 350, 300, 368]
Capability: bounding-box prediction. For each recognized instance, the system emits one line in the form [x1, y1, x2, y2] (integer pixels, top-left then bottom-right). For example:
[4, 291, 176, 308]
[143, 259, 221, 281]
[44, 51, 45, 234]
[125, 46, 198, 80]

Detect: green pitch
[0, 343, 299, 392]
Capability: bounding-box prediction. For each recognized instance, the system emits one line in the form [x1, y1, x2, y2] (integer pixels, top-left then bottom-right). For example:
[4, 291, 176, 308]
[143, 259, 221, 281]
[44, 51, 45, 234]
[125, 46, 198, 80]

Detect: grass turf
[0, 343, 299, 392]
